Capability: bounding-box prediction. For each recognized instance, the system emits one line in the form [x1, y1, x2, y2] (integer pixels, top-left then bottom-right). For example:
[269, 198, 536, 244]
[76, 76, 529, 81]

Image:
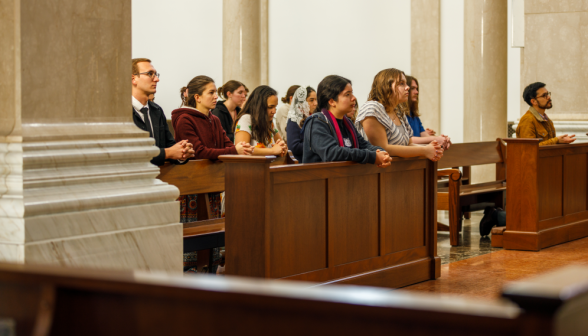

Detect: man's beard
[539, 100, 553, 109]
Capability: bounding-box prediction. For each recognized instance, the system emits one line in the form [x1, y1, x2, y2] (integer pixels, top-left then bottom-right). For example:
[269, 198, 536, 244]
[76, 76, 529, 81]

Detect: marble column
[0, 0, 182, 272]
[411, 0, 441, 133]
[223, 0, 269, 89]
[520, 0, 588, 143]
[464, 0, 508, 183]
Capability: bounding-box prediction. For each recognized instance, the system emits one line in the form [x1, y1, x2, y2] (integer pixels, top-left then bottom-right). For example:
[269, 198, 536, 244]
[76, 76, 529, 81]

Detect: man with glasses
[132, 58, 195, 165]
[517, 82, 575, 146]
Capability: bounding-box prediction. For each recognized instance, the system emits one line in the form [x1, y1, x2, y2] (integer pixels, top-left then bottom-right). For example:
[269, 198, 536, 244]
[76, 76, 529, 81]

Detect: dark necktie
[140, 107, 153, 137]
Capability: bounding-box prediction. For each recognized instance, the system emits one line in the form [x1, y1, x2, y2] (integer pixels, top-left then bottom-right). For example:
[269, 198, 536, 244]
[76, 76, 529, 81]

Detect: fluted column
[0, 0, 182, 272]
[223, 0, 269, 88]
[411, 0, 440, 133]
[464, 0, 508, 182]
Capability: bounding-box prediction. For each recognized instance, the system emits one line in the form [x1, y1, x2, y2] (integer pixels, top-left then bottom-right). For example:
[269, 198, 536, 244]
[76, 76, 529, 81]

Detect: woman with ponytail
[233, 85, 288, 157]
[172, 76, 252, 273]
[211, 80, 248, 142]
[301, 75, 392, 167]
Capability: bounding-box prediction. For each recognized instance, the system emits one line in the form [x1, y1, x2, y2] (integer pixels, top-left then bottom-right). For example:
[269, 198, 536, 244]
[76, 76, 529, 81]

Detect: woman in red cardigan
[171, 75, 252, 273]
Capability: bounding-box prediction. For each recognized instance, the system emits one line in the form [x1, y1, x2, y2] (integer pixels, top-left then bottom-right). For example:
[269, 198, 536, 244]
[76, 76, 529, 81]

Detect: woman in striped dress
[355, 68, 444, 161]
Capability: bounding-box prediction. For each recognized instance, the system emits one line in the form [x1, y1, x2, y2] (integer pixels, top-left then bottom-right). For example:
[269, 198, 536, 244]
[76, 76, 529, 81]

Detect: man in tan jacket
[516, 82, 575, 145]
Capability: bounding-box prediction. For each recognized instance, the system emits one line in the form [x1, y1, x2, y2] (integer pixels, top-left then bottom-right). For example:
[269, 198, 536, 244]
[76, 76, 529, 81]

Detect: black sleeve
[286, 120, 304, 158]
[306, 118, 377, 164]
[151, 148, 166, 166]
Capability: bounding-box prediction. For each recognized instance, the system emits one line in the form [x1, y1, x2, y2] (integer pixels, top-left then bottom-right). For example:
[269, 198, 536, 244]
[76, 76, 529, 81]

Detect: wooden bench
[437, 139, 507, 246]
[220, 154, 440, 288]
[494, 139, 588, 250]
[2, 261, 588, 335]
[157, 152, 297, 272]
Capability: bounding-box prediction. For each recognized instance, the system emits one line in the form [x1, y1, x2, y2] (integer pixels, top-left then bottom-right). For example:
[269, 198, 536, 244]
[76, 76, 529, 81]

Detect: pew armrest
[437, 169, 462, 181]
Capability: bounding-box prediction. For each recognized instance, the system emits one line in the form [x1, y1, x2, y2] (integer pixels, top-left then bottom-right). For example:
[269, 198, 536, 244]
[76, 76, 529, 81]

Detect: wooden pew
[2, 262, 588, 336]
[437, 139, 506, 246]
[220, 154, 440, 288]
[157, 153, 297, 272]
[496, 139, 588, 251]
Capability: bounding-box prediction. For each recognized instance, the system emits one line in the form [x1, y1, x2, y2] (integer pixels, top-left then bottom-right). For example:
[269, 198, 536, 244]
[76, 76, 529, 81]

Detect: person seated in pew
[286, 86, 317, 162]
[212, 80, 249, 143]
[404, 75, 451, 148]
[275, 85, 301, 142]
[171, 76, 252, 159]
[302, 75, 392, 167]
[234, 86, 288, 157]
[517, 82, 576, 145]
[355, 69, 444, 162]
[131, 58, 195, 165]
[171, 76, 252, 273]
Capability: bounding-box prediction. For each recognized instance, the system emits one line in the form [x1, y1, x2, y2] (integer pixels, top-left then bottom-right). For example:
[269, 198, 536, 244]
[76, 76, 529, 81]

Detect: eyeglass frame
[134, 71, 160, 79]
[535, 92, 551, 100]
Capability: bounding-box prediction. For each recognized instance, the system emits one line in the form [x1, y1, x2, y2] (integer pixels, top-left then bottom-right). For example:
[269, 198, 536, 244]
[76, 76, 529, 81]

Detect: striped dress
[355, 101, 413, 146]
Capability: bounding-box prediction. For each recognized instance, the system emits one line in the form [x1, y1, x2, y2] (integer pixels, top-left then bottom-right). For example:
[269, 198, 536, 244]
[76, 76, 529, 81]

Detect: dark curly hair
[234, 85, 278, 146]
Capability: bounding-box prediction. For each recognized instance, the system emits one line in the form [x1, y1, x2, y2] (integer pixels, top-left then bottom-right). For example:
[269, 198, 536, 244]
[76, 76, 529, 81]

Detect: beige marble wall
[464, 0, 508, 183]
[223, 0, 269, 89]
[411, 0, 440, 132]
[0, 0, 182, 272]
[521, 0, 588, 121]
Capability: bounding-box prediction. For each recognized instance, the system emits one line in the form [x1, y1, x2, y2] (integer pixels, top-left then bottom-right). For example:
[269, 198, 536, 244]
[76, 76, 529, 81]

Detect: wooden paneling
[538, 156, 563, 221]
[564, 153, 588, 215]
[270, 180, 327, 278]
[505, 141, 588, 251]
[328, 174, 379, 266]
[221, 155, 438, 288]
[381, 169, 425, 255]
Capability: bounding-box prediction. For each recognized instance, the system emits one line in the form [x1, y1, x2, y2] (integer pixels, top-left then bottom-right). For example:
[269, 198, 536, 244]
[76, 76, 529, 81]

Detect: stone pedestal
[464, 0, 508, 183]
[223, 0, 269, 88]
[0, 0, 181, 272]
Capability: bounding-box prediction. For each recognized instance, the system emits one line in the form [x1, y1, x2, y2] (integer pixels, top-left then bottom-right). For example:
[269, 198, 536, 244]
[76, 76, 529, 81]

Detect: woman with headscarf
[285, 86, 316, 162]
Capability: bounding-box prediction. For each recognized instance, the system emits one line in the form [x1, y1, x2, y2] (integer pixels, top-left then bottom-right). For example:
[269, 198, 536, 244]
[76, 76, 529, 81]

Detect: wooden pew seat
[436, 139, 507, 246]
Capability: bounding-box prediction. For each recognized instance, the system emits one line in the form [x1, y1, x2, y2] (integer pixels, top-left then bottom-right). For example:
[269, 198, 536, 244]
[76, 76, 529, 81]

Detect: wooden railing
[2, 262, 588, 335]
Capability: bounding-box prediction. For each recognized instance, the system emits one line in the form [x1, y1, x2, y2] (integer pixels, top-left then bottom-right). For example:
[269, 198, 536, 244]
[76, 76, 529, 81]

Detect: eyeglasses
[135, 71, 160, 79]
[536, 92, 551, 99]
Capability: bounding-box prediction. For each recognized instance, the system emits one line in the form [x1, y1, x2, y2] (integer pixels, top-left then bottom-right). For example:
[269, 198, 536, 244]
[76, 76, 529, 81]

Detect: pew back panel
[504, 140, 588, 251]
[221, 155, 439, 289]
[3, 262, 588, 336]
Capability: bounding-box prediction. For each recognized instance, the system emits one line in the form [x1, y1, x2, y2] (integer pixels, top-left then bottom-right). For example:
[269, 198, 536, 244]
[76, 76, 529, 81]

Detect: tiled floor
[437, 210, 501, 264]
[402, 211, 588, 301]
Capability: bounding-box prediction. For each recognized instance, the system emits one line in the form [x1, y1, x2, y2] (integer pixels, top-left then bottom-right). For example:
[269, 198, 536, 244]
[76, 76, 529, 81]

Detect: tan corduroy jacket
[515, 107, 558, 146]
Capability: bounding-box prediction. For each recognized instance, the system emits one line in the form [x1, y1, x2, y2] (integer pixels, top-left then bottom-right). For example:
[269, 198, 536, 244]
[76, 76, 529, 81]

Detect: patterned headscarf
[287, 86, 310, 125]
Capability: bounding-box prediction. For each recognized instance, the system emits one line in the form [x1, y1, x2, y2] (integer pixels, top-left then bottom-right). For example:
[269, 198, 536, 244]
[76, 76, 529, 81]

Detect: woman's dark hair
[234, 85, 278, 146]
[218, 80, 246, 100]
[281, 85, 301, 104]
[300, 86, 316, 127]
[181, 75, 215, 108]
[523, 82, 546, 106]
[317, 75, 352, 112]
